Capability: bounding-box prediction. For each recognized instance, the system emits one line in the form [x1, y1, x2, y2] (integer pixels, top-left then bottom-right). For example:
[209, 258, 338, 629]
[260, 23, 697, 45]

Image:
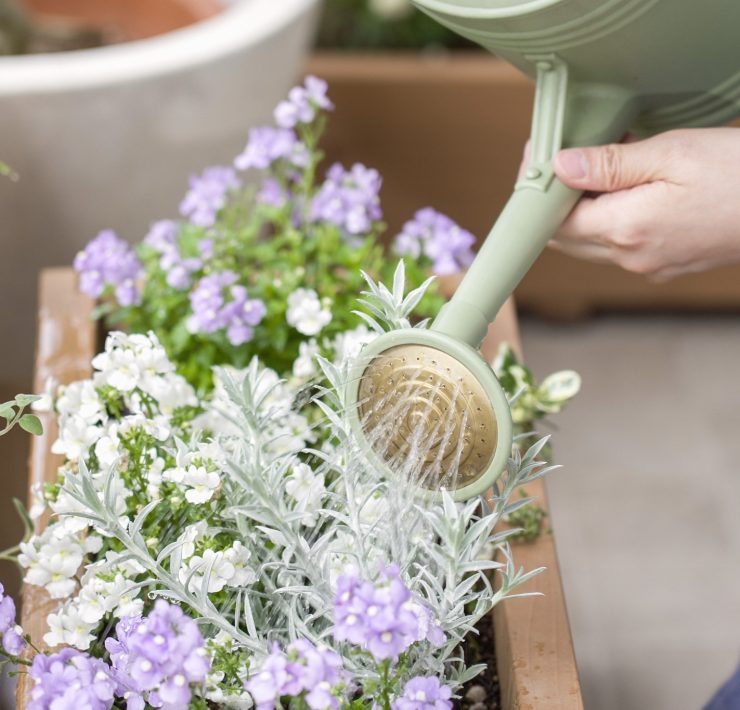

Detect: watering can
[348, 0, 740, 500]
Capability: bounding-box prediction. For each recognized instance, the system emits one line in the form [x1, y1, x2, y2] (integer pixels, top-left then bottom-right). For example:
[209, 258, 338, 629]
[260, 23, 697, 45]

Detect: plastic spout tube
[432, 178, 581, 347]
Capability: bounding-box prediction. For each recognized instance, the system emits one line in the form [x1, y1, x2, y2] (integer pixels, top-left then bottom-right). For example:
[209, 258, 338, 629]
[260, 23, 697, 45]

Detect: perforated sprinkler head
[347, 329, 512, 501]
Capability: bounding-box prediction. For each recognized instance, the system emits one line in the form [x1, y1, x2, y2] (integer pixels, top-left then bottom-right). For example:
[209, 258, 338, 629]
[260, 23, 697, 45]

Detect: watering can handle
[432, 57, 638, 348]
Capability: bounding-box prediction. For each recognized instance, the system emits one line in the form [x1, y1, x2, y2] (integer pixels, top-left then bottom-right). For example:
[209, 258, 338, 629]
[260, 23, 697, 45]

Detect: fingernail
[556, 149, 588, 180]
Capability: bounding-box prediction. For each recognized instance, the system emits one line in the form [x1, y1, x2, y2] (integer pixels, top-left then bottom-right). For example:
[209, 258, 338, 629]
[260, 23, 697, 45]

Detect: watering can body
[412, 0, 740, 346]
[345, 0, 740, 500]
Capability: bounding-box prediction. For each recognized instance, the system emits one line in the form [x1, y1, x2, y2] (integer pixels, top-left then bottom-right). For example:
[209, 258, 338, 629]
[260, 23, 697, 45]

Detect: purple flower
[393, 208, 476, 275]
[333, 566, 445, 662]
[143, 220, 203, 290]
[310, 163, 382, 236]
[391, 676, 453, 710]
[0, 583, 16, 633]
[257, 178, 290, 208]
[74, 230, 143, 306]
[179, 166, 240, 228]
[143, 220, 178, 253]
[29, 648, 118, 710]
[235, 127, 309, 171]
[187, 270, 266, 346]
[244, 645, 291, 710]
[3, 626, 25, 655]
[245, 640, 344, 710]
[105, 600, 210, 708]
[274, 75, 333, 130]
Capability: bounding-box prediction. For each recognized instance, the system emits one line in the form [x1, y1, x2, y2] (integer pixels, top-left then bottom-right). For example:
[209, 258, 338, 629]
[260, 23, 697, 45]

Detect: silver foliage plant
[23, 262, 557, 707]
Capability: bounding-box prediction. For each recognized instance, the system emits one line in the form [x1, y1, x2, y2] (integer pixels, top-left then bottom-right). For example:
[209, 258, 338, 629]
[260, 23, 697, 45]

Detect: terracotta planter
[19, 268, 582, 708]
[22, 0, 223, 42]
[305, 51, 740, 320]
[0, 0, 320, 396]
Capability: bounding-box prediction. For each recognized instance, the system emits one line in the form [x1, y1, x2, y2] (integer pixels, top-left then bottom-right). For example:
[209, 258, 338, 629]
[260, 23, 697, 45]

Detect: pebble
[465, 686, 487, 704]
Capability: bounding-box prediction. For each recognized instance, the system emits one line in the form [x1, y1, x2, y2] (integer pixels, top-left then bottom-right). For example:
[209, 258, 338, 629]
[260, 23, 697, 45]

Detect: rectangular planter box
[19, 268, 583, 708]
[306, 51, 740, 319]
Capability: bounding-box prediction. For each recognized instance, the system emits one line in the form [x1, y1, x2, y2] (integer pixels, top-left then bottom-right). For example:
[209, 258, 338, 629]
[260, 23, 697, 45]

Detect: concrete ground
[520, 314, 740, 710]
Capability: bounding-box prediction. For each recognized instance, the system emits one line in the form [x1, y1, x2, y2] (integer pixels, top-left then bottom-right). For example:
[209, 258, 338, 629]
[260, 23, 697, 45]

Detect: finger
[553, 195, 624, 248]
[548, 238, 615, 264]
[554, 135, 667, 192]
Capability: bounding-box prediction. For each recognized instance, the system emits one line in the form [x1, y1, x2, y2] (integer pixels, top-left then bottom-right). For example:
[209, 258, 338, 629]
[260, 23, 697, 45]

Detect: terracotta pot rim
[0, 0, 318, 95]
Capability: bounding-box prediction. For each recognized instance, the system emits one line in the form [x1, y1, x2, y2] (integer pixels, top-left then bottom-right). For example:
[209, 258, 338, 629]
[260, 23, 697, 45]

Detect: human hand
[546, 127, 740, 280]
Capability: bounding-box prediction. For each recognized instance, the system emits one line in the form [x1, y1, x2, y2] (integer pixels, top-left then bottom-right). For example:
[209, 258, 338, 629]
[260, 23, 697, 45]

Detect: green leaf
[14, 394, 40, 408]
[19, 414, 43, 436]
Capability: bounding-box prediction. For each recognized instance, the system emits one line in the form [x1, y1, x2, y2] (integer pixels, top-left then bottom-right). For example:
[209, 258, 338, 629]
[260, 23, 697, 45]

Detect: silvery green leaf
[392, 259, 406, 302]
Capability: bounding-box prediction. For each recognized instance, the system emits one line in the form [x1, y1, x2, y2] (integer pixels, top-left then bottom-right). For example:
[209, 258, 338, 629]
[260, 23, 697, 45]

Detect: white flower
[286, 288, 332, 336]
[28, 483, 46, 520]
[331, 325, 377, 365]
[180, 549, 235, 594]
[292, 339, 319, 380]
[94, 347, 140, 392]
[32, 376, 56, 413]
[182, 466, 221, 504]
[19, 529, 84, 599]
[56, 380, 104, 422]
[94, 430, 121, 468]
[222, 542, 257, 587]
[146, 373, 197, 415]
[44, 604, 97, 650]
[179, 521, 208, 560]
[51, 414, 102, 460]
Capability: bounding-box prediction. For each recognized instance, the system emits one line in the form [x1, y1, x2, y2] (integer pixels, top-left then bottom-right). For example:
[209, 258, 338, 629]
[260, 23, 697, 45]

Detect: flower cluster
[0, 582, 24, 656]
[275, 75, 334, 129]
[286, 287, 332, 336]
[144, 219, 203, 290]
[187, 270, 267, 346]
[245, 640, 344, 710]
[27, 600, 209, 710]
[106, 600, 210, 708]
[334, 566, 445, 661]
[393, 208, 476, 276]
[179, 165, 240, 227]
[74, 229, 143, 306]
[392, 676, 453, 710]
[28, 648, 117, 710]
[310, 163, 383, 237]
[235, 126, 309, 172]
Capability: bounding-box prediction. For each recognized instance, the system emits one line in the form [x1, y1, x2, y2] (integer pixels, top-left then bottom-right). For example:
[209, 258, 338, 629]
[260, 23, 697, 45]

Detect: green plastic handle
[432, 58, 638, 347]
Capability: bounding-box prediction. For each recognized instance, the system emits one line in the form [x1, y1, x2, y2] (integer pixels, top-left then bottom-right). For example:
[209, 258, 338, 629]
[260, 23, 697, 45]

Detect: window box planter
[18, 267, 583, 708]
[305, 51, 740, 320]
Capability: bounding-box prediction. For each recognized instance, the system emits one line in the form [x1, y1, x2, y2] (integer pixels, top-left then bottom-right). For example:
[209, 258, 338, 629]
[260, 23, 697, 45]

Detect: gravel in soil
[457, 611, 500, 710]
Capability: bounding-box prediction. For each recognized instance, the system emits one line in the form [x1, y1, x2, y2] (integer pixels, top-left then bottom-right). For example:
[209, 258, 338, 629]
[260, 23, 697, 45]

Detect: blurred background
[1, 0, 739, 707]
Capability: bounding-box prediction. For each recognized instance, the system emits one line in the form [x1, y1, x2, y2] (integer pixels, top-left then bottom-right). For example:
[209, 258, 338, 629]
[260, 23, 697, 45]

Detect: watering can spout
[432, 61, 638, 346]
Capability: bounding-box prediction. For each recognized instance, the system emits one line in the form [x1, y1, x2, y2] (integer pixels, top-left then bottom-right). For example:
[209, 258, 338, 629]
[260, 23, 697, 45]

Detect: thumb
[553, 141, 662, 192]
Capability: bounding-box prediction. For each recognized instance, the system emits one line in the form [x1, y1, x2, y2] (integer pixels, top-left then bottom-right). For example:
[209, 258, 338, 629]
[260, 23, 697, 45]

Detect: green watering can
[348, 0, 740, 499]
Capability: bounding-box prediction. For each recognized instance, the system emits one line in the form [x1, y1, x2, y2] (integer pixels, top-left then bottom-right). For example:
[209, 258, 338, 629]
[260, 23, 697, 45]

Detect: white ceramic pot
[0, 0, 320, 385]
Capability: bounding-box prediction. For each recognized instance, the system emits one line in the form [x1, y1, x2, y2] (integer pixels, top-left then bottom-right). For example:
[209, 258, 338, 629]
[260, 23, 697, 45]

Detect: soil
[458, 612, 500, 710]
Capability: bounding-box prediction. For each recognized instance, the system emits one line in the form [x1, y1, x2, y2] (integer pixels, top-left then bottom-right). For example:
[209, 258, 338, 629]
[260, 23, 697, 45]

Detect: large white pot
[0, 0, 320, 386]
